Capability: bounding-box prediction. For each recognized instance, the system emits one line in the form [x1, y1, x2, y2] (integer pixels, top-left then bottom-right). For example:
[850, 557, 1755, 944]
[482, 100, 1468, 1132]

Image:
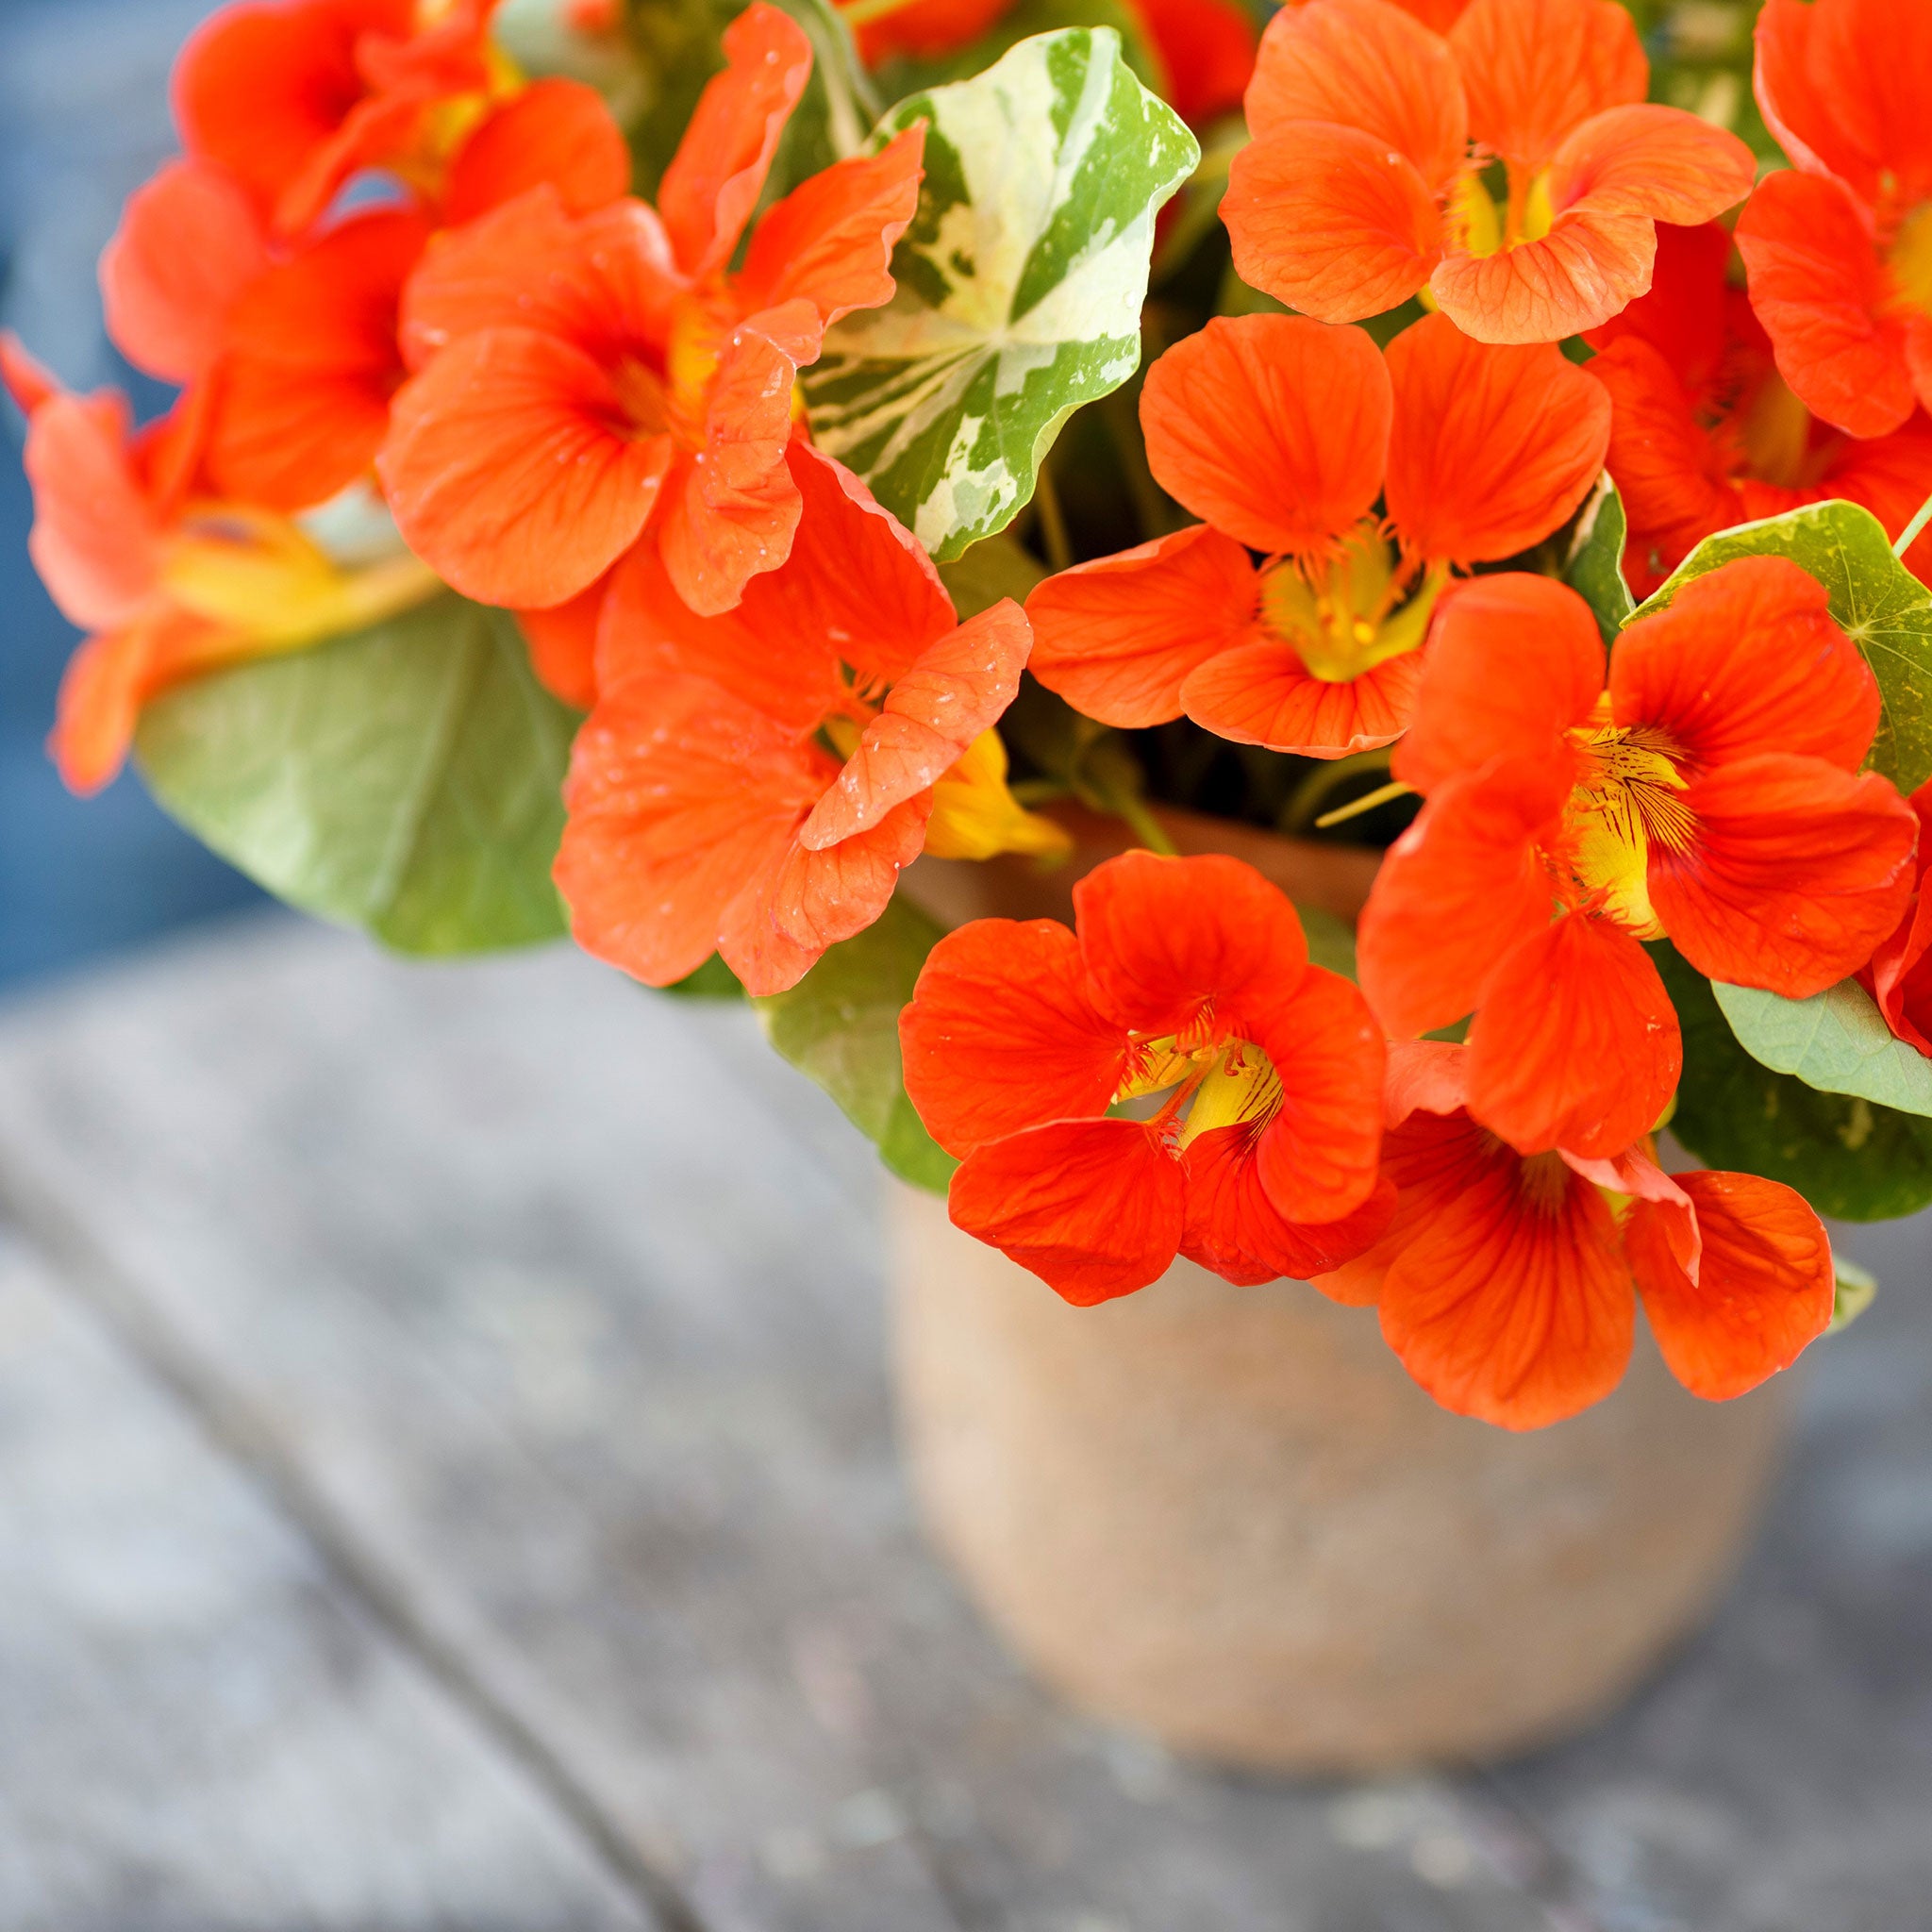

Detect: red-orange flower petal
[1132, 0, 1257, 125]
[842, 0, 1011, 63]
[654, 304, 822, 618]
[1183, 1131, 1394, 1285]
[737, 125, 926, 327]
[1464, 912, 1680, 1157]
[19, 390, 165, 632]
[901, 919, 1125, 1157]
[1625, 1170, 1835, 1401]
[800, 598, 1030, 848]
[1448, 0, 1645, 174]
[1611, 556, 1880, 774]
[657, 2, 812, 281]
[555, 671, 826, 986]
[1250, 965, 1388, 1223]
[949, 1118, 1187, 1307]
[441, 76, 633, 227]
[1393, 573, 1604, 796]
[1224, 123, 1443, 325]
[721, 790, 931, 995]
[1141, 314, 1392, 554]
[1428, 202, 1654, 345]
[1374, 1115, 1634, 1428]
[205, 206, 428, 512]
[1586, 335, 1744, 598]
[99, 159, 271, 384]
[1654, 755, 1918, 998]
[173, 0, 416, 220]
[1246, 0, 1467, 192]
[1074, 849, 1309, 1038]
[1181, 641, 1424, 758]
[380, 325, 675, 608]
[1382, 312, 1609, 564]
[1753, 0, 1875, 198]
[1024, 525, 1260, 728]
[398, 190, 681, 375]
[1736, 170, 1916, 441]
[514, 575, 607, 710]
[1357, 757, 1570, 1038]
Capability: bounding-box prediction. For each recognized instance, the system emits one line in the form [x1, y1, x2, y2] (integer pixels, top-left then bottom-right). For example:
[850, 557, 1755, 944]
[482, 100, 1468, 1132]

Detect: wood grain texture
[0, 1229, 657, 1932]
[0, 916, 1549, 1932]
[0, 911, 1927, 1930]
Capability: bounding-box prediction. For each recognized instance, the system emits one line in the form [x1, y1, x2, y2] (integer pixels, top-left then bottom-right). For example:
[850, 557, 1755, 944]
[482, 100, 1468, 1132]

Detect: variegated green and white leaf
[804, 27, 1197, 561]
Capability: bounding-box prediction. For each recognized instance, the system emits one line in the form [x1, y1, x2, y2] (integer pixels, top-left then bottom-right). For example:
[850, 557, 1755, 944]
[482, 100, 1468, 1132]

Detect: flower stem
[1895, 489, 1932, 561]
[1033, 460, 1074, 573]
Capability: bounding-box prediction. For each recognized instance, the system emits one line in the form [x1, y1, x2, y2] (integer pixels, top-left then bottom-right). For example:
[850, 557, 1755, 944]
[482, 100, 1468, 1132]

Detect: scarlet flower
[1026, 311, 1608, 758]
[1736, 0, 1932, 440]
[1316, 1042, 1837, 1428]
[379, 3, 925, 618]
[174, 0, 507, 237]
[1, 339, 436, 792]
[900, 850, 1394, 1304]
[1587, 220, 1932, 595]
[1357, 557, 1918, 1157]
[1863, 779, 1932, 1054]
[837, 0, 1257, 124]
[1224, 0, 1756, 344]
[553, 443, 1034, 996]
[101, 54, 629, 516]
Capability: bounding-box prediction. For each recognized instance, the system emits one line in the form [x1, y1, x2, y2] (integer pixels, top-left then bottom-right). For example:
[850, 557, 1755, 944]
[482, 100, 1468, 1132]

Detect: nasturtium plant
[11, 0, 1924, 1436]
[1635, 500, 1932, 792]
[138, 597, 576, 956]
[803, 26, 1198, 560]
[753, 896, 957, 1192]
[1653, 944, 1932, 1224]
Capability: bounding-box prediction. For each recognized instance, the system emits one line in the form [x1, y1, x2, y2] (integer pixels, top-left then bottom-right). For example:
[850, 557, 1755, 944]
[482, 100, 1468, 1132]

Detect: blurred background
[0, 0, 261, 988]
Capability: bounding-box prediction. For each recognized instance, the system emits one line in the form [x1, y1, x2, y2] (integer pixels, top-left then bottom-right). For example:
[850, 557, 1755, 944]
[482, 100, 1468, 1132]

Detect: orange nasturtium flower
[1314, 1043, 1837, 1429]
[899, 851, 1393, 1304]
[1025, 311, 1608, 758]
[173, 0, 509, 237]
[1357, 558, 1918, 1159]
[379, 3, 925, 618]
[554, 444, 1040, 997]
[1736, 0, 1932, 439]
[2, 341, 436, 794]
[100, 66, 628, 513]
[1587, 220, 1932, 596]
[1223, 0, 1756, 344]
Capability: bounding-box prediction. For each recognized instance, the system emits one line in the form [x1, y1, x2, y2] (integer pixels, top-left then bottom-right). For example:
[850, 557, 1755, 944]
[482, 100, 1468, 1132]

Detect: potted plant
[8, 0, 1930, 1771]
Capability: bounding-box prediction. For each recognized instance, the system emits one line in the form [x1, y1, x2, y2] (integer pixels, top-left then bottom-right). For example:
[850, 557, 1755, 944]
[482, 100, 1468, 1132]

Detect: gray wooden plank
[1488, 1208, 1932, 1932]
[0, 1226, 658, 1932]
[0, 914, 1558, 1932]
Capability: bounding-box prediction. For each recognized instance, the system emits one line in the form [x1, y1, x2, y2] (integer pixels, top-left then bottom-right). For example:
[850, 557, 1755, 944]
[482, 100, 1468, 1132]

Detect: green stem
[1113, 792, 1178, 857]
[1033, 459, 1074, 574]
[1896, 488, 1932, 561]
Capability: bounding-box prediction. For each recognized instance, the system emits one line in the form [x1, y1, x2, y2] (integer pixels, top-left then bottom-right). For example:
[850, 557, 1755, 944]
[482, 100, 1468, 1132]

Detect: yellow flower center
[1888, 200, 1932, 318]
[1561, 715, 1696, 935]
[1259, 524, 1445, 683]
[1453, 164, 1556, 258]
[1112, 1031, 1283, 1147]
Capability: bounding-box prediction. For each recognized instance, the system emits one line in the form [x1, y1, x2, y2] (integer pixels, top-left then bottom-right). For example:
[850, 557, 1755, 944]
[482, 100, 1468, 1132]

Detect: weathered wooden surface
[0, 911, 1926, 1932]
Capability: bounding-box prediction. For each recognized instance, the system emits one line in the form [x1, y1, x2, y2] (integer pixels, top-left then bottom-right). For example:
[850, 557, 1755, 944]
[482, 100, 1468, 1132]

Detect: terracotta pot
[891, 808, 1794, 1774]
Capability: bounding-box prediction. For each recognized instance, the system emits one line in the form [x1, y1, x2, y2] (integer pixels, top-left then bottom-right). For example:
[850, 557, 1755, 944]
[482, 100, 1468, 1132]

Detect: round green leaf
[1633, 498, 1932, 792]
[1652, 941, 1932, 1222]
[1711, 975, 1932, 1118]
[136, 595, 576, 956]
